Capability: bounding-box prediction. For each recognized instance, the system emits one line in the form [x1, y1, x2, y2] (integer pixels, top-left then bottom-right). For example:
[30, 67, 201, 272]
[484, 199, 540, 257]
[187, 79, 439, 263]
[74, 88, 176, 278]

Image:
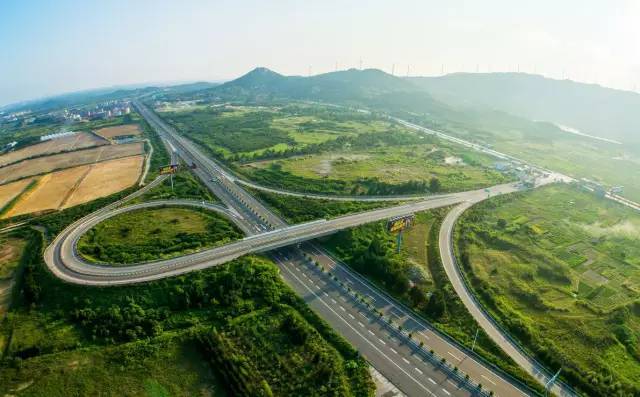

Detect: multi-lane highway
[42, 101, 565, 396]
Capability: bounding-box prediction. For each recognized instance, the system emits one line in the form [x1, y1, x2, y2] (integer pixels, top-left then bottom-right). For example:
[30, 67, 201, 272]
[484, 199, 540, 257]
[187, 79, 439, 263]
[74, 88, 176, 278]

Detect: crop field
[0, 142, 144, 185]
[78, 205, 242, 264]
[0, 132, 108, 167]
[456, 184, 640, 395]
[0, 178, 34, 211]
[3, 155, 144, 218]
[94, 123, 142, 139]
[63, 155, 144, 208]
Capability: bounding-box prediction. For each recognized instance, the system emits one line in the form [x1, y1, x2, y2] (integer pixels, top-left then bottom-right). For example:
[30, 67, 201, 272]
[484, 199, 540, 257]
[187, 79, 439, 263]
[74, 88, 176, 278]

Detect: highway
[440, 204, 576, 397]
[42, 101, 560, 396]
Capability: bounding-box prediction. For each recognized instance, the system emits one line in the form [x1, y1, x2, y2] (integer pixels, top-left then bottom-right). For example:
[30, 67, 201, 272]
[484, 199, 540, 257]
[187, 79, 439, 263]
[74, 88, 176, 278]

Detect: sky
[1, 0, 639, 106]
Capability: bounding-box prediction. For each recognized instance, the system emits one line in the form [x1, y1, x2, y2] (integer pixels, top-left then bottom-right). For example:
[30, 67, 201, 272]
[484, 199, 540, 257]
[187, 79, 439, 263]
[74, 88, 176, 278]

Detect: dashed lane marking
[448, 351, 461, 361]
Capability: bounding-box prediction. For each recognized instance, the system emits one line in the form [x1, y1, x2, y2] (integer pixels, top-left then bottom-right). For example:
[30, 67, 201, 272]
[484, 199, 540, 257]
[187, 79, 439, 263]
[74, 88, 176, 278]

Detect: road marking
[428, 378, 436, 385]
[420, 331, 430, 340]
[323, 292, 329, 297]
[414, 367, 423, 375]
[402, 358, 410, 364]
[390, 348, 397, 354]
[481, 374, 497, 385]
[316, 285, 321, 290]
[339, 306, 346, 312]
[378, 338, 386, 345]
[368, 330, 375, 336]
[309, 279, 314, 284]
[331, 299, 337, 304]
[448, 351, 461, 361]
[358, 322, 365, 327]
[441, 388, 451, 396]
[447, 380, 457, 387]
[348, 313, 355, 319]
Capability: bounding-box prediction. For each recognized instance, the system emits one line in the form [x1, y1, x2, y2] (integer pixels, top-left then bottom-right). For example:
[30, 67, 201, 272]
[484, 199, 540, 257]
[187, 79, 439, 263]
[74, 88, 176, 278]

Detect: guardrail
[305, 242, 543, 397]
[300, 249, 497, 396]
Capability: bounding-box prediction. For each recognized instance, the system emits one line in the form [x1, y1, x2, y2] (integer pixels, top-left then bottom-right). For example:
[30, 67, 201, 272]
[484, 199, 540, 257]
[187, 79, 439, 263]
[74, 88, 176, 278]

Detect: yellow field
[2, 155, 144, 219]
[0, 132, 107, 167]
[0, 178, 34, 210]
[63, 155, 144, 208]
[0, 142, 144, 185]
[95, 124, 142, 139]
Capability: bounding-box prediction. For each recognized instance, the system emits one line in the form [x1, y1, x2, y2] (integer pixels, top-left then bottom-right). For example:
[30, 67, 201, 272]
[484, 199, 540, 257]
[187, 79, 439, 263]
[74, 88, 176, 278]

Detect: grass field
[0, 236, 27, 316]
[0, 132, 108, 167]
[456, 184, 640, 395]
[4, 155, 144, 219]
[95, 123, 142, 139]
[243, 143, 509, 194]
[78, 206, 242, 264]
[0, 142, 144, 185]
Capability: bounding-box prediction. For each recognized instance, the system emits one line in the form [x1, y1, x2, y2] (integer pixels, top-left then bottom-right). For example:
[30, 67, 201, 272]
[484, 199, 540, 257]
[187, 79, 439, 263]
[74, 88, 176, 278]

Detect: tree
[429, 177, 441, 193]
[497, 218, 507, 228]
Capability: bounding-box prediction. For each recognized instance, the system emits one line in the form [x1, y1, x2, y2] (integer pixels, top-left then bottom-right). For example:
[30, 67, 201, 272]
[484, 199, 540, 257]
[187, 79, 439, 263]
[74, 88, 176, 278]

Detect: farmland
[2, 155, 144, 219]
[78, 206, 242, 264]
[0, 236, 27, 316]
[94, 123, 142, 139]
[455, 184, 640, 395]
[0, 141, 144, 185]
[0, 178, 34, 213]
[0, 132, 108, 167]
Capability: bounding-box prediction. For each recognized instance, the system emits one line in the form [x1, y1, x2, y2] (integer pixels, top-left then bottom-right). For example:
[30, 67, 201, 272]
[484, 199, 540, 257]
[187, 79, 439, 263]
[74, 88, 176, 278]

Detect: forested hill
[409, 72, 640, 145]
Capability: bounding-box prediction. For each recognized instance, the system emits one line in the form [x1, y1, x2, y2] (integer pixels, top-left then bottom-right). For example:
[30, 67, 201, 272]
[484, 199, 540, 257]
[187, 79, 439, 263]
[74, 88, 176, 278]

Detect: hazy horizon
[2, 0, 639, 107]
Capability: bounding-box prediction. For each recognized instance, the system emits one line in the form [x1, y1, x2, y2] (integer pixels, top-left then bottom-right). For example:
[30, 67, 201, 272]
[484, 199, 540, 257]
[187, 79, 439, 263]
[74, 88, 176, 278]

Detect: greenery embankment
[456, 184, 640, 396]
[320, 209, 545, 394]
[1, 228, 374, 396]
[248, 187, 398, 223]
[78, 206, 242, 264]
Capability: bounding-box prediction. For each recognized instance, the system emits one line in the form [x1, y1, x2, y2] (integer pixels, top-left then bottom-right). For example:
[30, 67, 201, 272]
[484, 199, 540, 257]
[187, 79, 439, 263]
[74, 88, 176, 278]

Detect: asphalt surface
[41, 101, 563, 396]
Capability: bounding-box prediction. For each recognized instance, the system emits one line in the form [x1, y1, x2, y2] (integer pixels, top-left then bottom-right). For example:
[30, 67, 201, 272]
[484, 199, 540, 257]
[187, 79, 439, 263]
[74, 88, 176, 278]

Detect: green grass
[243, 143, 509, 194]
[1, 228, 374, 397]
[456, 183, 640, 396]
[0, 333, 228, 397]
[78, 206, 242, 264]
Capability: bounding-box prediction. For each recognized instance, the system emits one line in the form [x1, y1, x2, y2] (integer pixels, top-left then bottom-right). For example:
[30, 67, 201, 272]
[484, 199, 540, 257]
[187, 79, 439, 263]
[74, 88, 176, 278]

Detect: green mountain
[409, 73, 640, 144]
[208, 67, 419, 102]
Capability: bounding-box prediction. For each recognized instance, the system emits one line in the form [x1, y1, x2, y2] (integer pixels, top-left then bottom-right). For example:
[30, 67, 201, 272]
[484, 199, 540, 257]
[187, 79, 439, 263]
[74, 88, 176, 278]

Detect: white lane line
[331, 298, 337, 304]
[447, 380, 457, 388]
[481, 374, 497, 385]
[323, 292, 329, 297]
[316, 285, 321, 290]
[348, 313, 355, 319]
[402, 358, 410, 364]
[420, 331, 430, 340]
[368, 330, 375, 336]
[415, 368, 423, 375]
[390, 348, 397, 354]
[340, 306, 346, 312]
[378, 338, 386, 345]
[442, 388, 451, 396]
[309, 279, 314, 284]
[448, 351, 461, 361]
[428, 378, 436, 385]
[358, 322, 365, 327]
[279, 259, 440, 396]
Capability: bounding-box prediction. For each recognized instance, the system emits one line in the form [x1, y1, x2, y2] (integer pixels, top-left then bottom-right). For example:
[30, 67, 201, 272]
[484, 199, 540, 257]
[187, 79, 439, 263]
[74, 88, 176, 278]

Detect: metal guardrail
[299, 250, 495, 396]
[307, 242, 544, 397]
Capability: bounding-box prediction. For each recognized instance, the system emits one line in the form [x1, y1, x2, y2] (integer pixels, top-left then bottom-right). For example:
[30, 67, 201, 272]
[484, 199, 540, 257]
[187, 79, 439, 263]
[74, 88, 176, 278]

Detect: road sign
[159, 164, 178, 175]
[387, 215, 414, 233]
